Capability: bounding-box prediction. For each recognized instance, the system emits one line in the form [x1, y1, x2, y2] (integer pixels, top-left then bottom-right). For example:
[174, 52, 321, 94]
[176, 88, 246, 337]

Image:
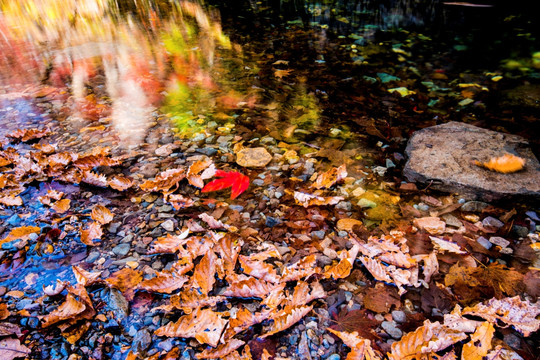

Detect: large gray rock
[403, 122, 540, 201]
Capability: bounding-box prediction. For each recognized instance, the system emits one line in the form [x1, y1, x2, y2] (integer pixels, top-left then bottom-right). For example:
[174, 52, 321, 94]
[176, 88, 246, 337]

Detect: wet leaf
[170, 289, 226, 314]
[81, 171, 108, 187]
[191, 251, 217, 295]
[7, 128, 51, 142]
[91, 204, 114, 225]
[0, 226, 40, 245]
[0, 195, 22, 206]
[327, 328, 382, 360]
[167, 193, 195, 210]
[72, 265, 102, 286]
[105, 267, 143, 300]
[138, 271, 189, 294]
[0, 338, 31, 360]
[312, 164, 347, 189]
[0, 304, 10, 321]
[80, 222, 102, 246]
[223, 277, 281, 298]
[140, 168, 186, 194]
[199, 213, 230, 229]
[73, 154, 120, 170]
[154, 307, 227, 347]
[41, 293, 87, 327]
[201, 170, 249, 200]
[330, 309, 380, 341]
[475, 154, 525, 173]
[293, 191, 344, 208]
[187, 158, 216, 188]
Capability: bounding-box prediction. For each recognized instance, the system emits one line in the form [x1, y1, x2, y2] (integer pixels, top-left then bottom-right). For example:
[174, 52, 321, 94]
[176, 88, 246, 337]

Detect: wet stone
[476, 236, 492, 250]
[6, 214, 21, 226]
[161, 219, 175, 232]
[391, 310, 406, 323]
[109, 222, 121, 233]
[112, 243, 130, 257]
[512, 225, 529, 238]
[311, 230, 325, 239]
[132, 329, 152, 353]
[404, 122, 540, 201]
[381, 321, 403, 339]
[482, 216, 504, 229]
[489, 236, 510, 248]
[461, 201, 490, 213]
[236, 147, 273, 168]
[196, 147, 218, 156]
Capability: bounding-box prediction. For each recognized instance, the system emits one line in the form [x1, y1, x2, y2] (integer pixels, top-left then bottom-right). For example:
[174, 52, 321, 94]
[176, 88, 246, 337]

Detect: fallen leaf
[0, 226, 40, 245]
[108, 175, 133, 191]
[51, 198, 71, 213]
[461, 322, 494, 360]
[91, 205, 114, 225]
[196, 339, 245, 359]
[80, 222, 102, 246]
[170, 289, 226, 314]
[187, 158, 216, 188]
[201, 170, 249, 200]
[329, 309, 380, 341]
[262, 305, 313, 337]
[293, 191, 344, 208]
[327, 328, 382, 360]
[154, 307, 227, 347]
[0, 337, 31, 360]
[140, 168, 186, 194]
[0, 196, 22, 206]
[312, 164, 347, 189]
[41, 293, 87, 327]
[105, 267, 143, 300]
[167, 194, 195, 210]
[7, 128, 51, 142]
[274, 69, 293, 79]
[72, 266, 102, 286]
[81, 171, 108, 187]
[138, 271, 189, 294]
[475, 154, 525, 173]
[223, 277, 281, 298]
[191, 251, 217, 295]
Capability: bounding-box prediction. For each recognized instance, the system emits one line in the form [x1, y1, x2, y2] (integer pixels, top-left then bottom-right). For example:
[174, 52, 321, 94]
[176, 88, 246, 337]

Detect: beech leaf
[91, 205, 114, 225]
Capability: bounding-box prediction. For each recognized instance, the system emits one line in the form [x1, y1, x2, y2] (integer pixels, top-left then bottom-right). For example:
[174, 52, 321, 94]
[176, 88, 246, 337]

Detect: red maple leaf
[201, 170, 249, 200]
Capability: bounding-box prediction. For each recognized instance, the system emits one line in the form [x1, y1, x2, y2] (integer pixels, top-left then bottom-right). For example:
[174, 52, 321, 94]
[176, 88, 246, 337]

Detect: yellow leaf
[91, 205, 113, 225]
[0, 225, 40, 245]
[461, 322, 494, 360]
[475, 153, 525, 173]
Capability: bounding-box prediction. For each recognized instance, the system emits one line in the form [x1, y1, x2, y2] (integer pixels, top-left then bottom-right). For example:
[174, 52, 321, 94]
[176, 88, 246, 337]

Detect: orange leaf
[91, 205, 114, 225]
[461, 322, 494, 360]
[154, 307, 227, 347]
[138, 271, 189, 294]
[51, 199, 71, 213]
[262, 305, 313, 337]
[140, 168, 185, 193]
[108, 175, 133, 191]
[187, 158, 215, 188]
[475, 153, 525, 173]
[327, 328, 382, 360]
[80, 222, 102, 246]
[105, 268, 143, 300]
[0, 195, 22, 206]
[201, 170, 249, 199]
[81, 171, 108, 187]
[167, 194, 194, 210]
[196, 339, 245, 359]
[312, 164, 347, 189]
[170, 289, 226, 314]
[238, 255, 281, 283]
[0, 226, 40, 245]
[73, 154, 120, 170]
[293, 191, 344, 208]
[7, 128, 51, 142]
[0, 337, 31, 359]
[191, 251, 217, 295]
[41, 293, 87, 327]
[72, 265, 102, 287]
[223, 277, 282, 299]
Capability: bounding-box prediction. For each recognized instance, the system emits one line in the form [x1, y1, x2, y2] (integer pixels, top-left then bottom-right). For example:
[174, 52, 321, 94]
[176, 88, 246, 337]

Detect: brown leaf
[0, 226, 40, 245]
[239, 255, 281, 283]
[196, 339, 245, 359]
[167, 194, 195, 210]
[199, 213, 230, 229]
[170, 289, 226, 314]
[80, 222, 102, 246]
[140, 168, 185, 194]
[228, 307, 273, 335]
[91, 205, 114, 225]
[108, 175, 133, 191]
[312, 164, 347, 189]
[0, 323, 21, 336]
[154, 307, 227, 347]
[0, 337, 31, 360]
[462, 296, 540, 336]
[214, 234, 242, 278]
[73, 154, 120, 170]
[105, 267, 143, 300]
[327, 328, 382, 360]
[363, 284, 401, 313]
[8, 128, 51, 142]
[324, 245, 359, 280]
[0, 304, 10, 320]
[388, 320, 467, 360]
[461, 322, 494, 360]
[287, 281, 326, 308]
[41, 293, 87, 327]
[51, 199, 71, 213]
[281, 254, 319, 282]
[138, 271, 189, 294]
[81, 171, 108, 187]
[72, 265, 102, 286]
[191, 251, 217, 295]
[187, 158, 215, 188]
[293, 191, 344, 208]
[330, 309, 380, 341]
[223, 277, 281, 299]
[262, 305, 313, 337]
[147, 233, 187, 254]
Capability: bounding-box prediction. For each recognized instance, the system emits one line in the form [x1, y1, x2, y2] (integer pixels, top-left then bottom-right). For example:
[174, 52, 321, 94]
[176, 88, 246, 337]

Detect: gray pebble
[327, 355, 340, 360]
[476, 236, 492, 250]
[86, 251, 101, 263]
[391, 310, 406, 323]
[109, 222, 121, 233]
[132, 329, 152, 353]
[460, 201, 489, 213]
[336, 201, 352, 211]
[311, 230, 325, 239]
[482, 216, 504, 229]
[252, 179, 264, 186]
[112, 243, 130, 257]
[161, 219, 175, 232]
[157, 338, 175, 352]
[381, 321, 402, 339]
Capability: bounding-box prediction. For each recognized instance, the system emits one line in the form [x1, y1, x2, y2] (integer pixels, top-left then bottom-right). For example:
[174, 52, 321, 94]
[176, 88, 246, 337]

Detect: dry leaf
[281, 254, 320, 282]
[475, 154, 525, 173]
[167, 194, 195, 210]
[199, 213, 230, 229]
[196, 339, 245, 359]
[461, 322, 494, 360]
[0, 337, 31, 360]
[228, 307, 272, 335]
[138, 271, 189, 294]
[0, 195, 22, 206]
[8, 128, 51, 142]
[91, 205, 114, 225]
[223, 277, 281, 298]
[170, 289, 226, 314]
[108, 175, 133, 191]
[80, 222, 102, 246]
[327, 328, 382, 360]
[81, 171, 108, 187]
[430, 236, 466, 254]
[154, 307, 227, 347]
[72, 266, 102, 286]
[191, 251, 217, 295]
[187, 158, 215, 188]
[462, 296, 540, 336]
[239, 255, 281, 283]
[41, 293, 87, 327]
[312, 164, 347, 189]
[262, 305, 313, 337]
[51, 198, 71, 213]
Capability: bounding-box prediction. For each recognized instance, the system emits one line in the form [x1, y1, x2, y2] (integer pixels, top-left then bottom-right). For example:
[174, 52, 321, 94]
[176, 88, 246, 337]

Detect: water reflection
[0, 0, 237, 148]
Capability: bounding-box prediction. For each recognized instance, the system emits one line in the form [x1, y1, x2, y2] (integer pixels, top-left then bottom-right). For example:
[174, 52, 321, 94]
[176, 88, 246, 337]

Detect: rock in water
[236, 147, 272, 168]
[403, 122, 540, 201]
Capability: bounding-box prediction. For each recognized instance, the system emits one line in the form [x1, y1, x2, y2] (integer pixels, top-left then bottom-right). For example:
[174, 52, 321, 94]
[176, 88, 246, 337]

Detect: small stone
[108, 289, 129, 322]
[132, 329, 152, 352]
[112, 243, 130, 257]
[196, 147, 218, 156]
[109, 222, 121, 233]
[161, 220, 175, 232]
[265, 216, 282, 227]
[155, 144, 174, 157]
[86, 251, 100, 263]
[441, 214, 462, 228]
[157, 338, 175, 352]
[482, 216, 504, 229]
[381, 321, 403, 339]
[327, 354, 340, 360]
[252, 179, 264, 186]
[476, 236, 492, 250]
[512, 225, 529, 238]
[461, 201, 489, 213]
[236, 147, 272, 168]
[489, 236, 510, 248]
[311, 230, 325, 239]
[317, 255, 333, 267]
[391, 310, 406, 323]
[358, 198, 377, 208]
[413, 217, 446, 235]
[6, 214, 21, 226]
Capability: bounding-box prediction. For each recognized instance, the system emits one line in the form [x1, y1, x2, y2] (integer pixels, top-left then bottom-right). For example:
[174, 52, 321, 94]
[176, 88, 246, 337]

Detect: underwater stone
[236, 147, 272, 168]
[404, 122, 540, 201]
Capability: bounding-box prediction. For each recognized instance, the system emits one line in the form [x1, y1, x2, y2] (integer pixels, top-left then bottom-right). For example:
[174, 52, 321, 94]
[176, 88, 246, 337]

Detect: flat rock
[236, 147, 272, 168]
[403, 122, 540, 201]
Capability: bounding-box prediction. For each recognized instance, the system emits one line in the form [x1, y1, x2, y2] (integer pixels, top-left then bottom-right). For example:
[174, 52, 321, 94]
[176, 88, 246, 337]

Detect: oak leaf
[91, 205, 114, 225]
[154, 307, 227, 347]
[201, 170, 249, 200]
[475, 153, 525, 173]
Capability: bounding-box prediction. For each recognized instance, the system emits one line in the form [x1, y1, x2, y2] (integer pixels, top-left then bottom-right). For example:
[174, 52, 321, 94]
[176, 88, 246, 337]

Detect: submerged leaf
[201, 170, 249, 199]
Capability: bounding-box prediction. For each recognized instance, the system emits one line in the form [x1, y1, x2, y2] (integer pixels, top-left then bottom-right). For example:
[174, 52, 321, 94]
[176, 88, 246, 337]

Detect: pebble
[512, 225, 529, 238]
[460, 201, 489, 213]
[157, 338, 175, 352]
[476, 236, 492, 250]
[236, 147, 272, 168]
[252, 179, 264, 186]
[489, 236, 510, 248]
[132, 329, 152, 353]
[6, 214, 21, 226]
[121, 234, 134, 243]
[391, 310, 406, 323]
[109, 222, 121, 233]
[196, 147, 217, 156]
[327, 354, 340, 360]
[265, 216, 282, 227]
[161, 220, 175, 232]
[482, 216, 504, 229]
[112, 243, 130, 257]
[381, 321, 403, 339]
[108, 289, 129, 322]
[311, 230, 326, 239]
